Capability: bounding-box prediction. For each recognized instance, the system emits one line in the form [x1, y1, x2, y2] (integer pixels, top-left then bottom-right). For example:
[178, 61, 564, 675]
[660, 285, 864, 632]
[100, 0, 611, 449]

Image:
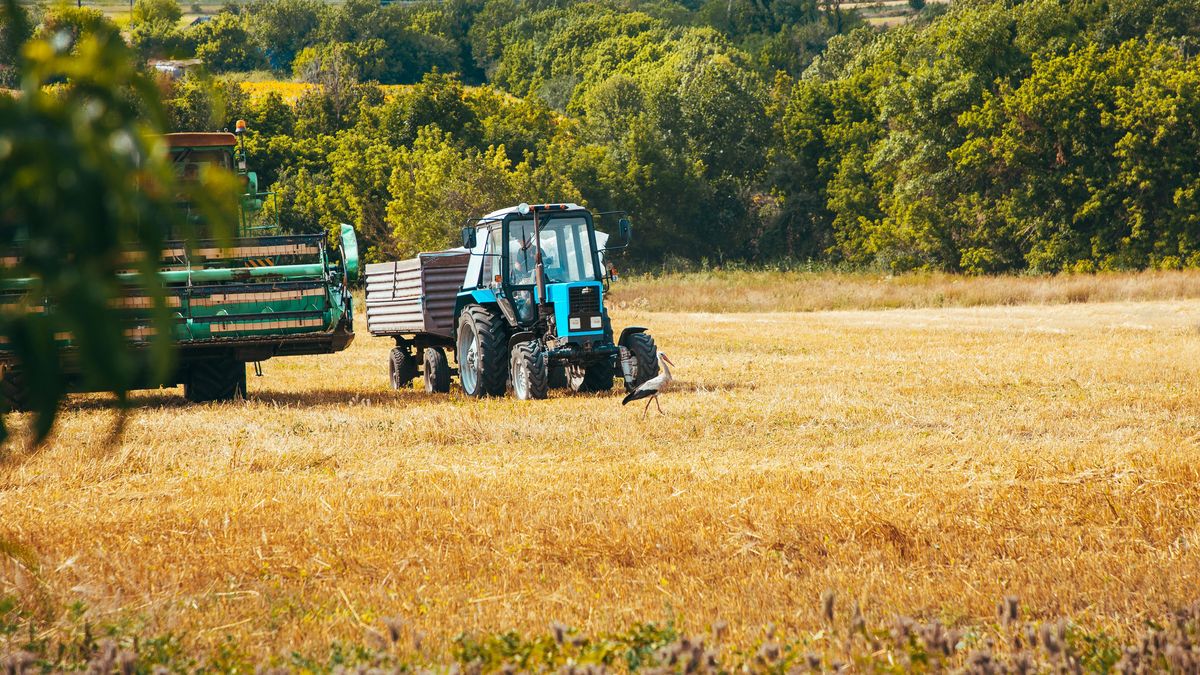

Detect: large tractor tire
[569, 358, 615, 393]
[456, 304, 508, 397]
[510, 341, 548, 400]
[184, 358, 246, 403]
[423, 347, 451, 393]
[624, 332, 659, 394]
[389, 347, 418, 390]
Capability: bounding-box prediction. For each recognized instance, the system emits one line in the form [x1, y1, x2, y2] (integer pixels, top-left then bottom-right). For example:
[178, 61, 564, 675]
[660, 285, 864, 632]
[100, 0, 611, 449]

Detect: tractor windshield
[507, 216, 597, 286]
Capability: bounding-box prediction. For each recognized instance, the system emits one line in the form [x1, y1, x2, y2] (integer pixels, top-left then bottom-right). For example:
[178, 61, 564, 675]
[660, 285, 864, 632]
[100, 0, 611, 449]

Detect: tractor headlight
[569, 317, 581, 330]
[590, 316, 602, 329]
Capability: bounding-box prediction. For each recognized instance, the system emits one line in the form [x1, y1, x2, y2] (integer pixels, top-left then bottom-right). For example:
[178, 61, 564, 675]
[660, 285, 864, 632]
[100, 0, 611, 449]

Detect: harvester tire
[456, 304, 508, 397]
[510, 341, 548, 400]
[184, 358, 246, 403]
[569, 359, 615, 393]
[389, 347, 418, 390]
[624, 332, 659, 394]
[0, 367, 29, 412]
[548, 366, 568, 389]
[423, 348, 451, 393]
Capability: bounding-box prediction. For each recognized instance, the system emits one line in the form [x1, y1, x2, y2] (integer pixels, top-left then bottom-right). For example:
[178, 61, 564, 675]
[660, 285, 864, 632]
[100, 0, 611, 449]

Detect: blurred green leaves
[0, 0, 237, 444]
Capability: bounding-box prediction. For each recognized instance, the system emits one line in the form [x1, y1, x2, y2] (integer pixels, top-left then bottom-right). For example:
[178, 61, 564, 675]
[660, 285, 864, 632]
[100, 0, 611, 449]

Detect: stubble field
[3, 282, 1200, 670]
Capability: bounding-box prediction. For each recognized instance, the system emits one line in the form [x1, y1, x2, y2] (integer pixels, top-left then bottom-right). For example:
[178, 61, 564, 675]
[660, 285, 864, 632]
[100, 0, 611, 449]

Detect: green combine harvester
[0, 127, 359, 405]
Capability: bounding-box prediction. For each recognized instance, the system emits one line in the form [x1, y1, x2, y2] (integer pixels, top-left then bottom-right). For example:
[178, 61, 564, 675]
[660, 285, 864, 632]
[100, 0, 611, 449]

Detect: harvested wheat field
[3, 295, 1200, 670]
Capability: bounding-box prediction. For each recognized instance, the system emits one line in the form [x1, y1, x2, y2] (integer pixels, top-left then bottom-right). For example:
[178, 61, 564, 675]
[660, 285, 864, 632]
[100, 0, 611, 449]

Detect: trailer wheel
[184, 358, 246, 403]
[569, 359, 615, 393]
[624, 332, 659, 393]
[423, 347, 451, 393]
[0, 367, 29, 412]
[456, 304, 508, 397]
[389, 347, 418, 390]
[548, 366, 568, 389]
[510, 341, 548, 400]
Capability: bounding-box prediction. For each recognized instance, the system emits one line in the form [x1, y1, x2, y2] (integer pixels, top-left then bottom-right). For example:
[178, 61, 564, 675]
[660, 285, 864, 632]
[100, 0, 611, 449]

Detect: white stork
[622, 351, 675, 418]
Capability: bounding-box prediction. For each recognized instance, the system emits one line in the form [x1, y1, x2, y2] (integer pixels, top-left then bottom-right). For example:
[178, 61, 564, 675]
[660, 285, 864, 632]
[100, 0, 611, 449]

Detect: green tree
[192, 11, 267, 72]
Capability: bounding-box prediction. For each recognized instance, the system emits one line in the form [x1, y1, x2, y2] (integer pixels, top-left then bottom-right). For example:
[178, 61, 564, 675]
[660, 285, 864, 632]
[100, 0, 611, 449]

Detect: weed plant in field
[3, 593, 1199, 672]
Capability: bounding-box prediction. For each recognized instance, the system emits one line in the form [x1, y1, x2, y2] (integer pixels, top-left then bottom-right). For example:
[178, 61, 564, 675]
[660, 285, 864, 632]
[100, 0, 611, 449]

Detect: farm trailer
[365, 202, 661, 399]
[0, 128, 360, 405]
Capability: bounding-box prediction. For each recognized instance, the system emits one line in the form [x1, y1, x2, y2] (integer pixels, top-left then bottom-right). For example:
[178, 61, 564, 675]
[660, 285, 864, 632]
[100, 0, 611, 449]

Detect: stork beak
[661, 354, 674, 367]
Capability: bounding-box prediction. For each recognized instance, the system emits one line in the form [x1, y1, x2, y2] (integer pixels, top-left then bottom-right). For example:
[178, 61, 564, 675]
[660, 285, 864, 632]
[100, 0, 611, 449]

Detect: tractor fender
[618, 326, 649, 347]
[508, 331, 536, 349]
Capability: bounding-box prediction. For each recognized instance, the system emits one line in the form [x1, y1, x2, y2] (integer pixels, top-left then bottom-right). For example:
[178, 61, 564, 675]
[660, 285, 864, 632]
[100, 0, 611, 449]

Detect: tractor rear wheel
[510, 341, 548, 400]
[456, 304, 508, 397]
[569, 358, 615, 393]
[423, 347, 451, 393]
[624, 332, 659, 394]
[389, 347, 418, 390]
[184, 358, 246, 403]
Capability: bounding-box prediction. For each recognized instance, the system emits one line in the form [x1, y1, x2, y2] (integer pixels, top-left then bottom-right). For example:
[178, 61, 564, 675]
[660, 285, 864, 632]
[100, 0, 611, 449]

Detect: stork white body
[621, 351, 674, 417]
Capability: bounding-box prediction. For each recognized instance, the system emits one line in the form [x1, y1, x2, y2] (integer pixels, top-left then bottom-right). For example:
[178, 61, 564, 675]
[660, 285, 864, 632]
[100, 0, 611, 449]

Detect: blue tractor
[364, 203, 660, 399]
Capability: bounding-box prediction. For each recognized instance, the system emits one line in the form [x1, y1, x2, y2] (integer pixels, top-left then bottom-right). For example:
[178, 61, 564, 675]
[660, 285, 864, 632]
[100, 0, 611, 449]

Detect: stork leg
[643, 394, 655, 419]
[654, 395, 664, 415]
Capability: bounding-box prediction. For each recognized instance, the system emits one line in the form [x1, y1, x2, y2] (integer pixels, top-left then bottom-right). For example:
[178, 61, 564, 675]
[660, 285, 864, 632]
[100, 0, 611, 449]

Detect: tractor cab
[451, 202, 652, 400]
[460, 203, 629, 344]
[164, 123, 276, 236]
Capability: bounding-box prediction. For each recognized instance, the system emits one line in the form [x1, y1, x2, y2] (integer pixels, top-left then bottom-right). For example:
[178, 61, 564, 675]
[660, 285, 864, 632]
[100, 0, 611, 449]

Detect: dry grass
[611, 268, 1200, 314]
[3, 296, 1200, 668]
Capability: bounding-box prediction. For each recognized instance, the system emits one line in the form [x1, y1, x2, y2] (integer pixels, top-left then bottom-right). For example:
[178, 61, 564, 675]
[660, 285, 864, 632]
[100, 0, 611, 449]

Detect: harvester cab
[452, 202, 658, 400]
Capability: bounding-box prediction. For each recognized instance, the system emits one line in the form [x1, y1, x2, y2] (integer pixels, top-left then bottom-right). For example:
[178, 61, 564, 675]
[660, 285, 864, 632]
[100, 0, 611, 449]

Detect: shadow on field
[245, 388, 440, 407]
[59, 387, 449, 410]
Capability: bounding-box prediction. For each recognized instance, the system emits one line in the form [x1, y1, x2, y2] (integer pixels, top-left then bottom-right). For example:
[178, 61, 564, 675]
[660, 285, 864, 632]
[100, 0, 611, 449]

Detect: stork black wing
[622, 388, 655, 405]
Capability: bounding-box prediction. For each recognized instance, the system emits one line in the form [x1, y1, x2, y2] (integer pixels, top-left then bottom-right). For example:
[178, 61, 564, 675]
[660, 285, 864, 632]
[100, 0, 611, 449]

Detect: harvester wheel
[456, 304, 508, 397]
[389, 347, 418, 390]
[184, 358, 246, 403]
[569, 359, 615, 393]
[624, 332, 659, 393]
[0, 367, 29, 412]
[548, 366, 568, 389]
[510, 341, 548, 401]
[423, 348, 451, 393]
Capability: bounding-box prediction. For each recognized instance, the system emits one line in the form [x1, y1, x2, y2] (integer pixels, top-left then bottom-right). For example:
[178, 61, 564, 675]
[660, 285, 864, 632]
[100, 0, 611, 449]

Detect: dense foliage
[7, 0, 1200, 270]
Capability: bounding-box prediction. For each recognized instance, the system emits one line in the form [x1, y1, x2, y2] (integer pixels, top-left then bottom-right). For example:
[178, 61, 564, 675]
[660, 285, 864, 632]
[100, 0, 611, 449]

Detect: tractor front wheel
[423, 347, 451, 393]
[569, 358, 615, 393]
[624, 332, 659, 393]
[456, 304, 508, 397]
[184, 358, 246, 403]
[510, 341, 548, 400]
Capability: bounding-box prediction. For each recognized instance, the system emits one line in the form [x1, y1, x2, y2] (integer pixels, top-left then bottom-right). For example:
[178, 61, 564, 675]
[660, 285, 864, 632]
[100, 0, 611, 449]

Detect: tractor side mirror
[462, 226, 477, 249]
[619, 218, 632, 243]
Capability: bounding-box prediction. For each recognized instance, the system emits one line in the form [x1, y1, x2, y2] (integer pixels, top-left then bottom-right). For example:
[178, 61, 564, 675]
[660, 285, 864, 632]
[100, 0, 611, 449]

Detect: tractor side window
[484, 225, 502, 285]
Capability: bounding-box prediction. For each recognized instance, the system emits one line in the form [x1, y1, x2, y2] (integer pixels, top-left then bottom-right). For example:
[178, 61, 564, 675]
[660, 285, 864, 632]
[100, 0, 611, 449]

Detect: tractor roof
[164, 132, 237, 149]
[478, 203, 585, 222]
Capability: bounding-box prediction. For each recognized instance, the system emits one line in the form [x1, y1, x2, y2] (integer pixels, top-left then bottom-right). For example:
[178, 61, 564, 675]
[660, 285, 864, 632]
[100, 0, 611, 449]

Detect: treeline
[5, 0, 1200, 271]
